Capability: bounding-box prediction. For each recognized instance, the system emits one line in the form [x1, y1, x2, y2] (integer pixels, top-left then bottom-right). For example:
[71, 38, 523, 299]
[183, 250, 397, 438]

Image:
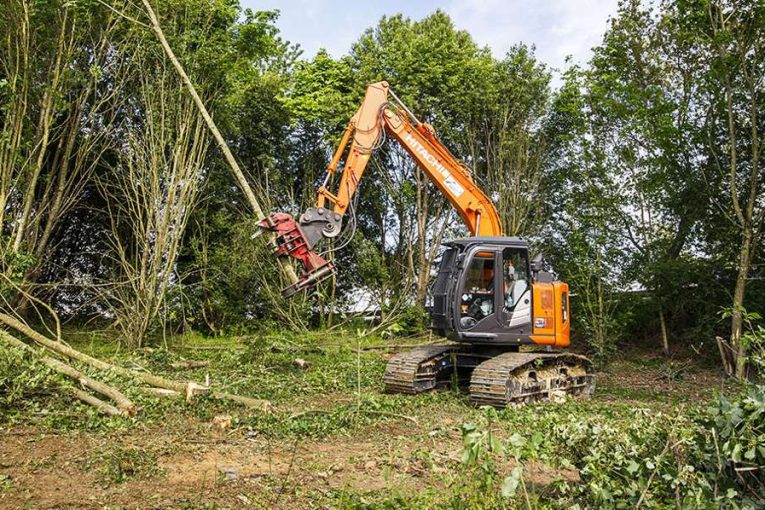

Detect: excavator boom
[318, 81, 502, 236]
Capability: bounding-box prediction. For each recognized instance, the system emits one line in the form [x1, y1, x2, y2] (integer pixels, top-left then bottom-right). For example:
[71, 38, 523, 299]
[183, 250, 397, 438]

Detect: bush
[457, 387, 765, 509]
[698, 385, 765, 507]
[548, 409, 710, 508]
[390, 304, 429, 337]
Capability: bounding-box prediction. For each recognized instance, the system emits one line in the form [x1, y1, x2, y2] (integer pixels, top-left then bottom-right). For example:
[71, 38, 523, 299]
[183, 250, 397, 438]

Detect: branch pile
[0, 313, 270, 416]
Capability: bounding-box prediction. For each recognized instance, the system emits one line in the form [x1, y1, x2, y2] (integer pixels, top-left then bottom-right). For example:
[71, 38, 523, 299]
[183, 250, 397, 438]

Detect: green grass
[0, 328, 724, 435]
[4, 329, 758, 509]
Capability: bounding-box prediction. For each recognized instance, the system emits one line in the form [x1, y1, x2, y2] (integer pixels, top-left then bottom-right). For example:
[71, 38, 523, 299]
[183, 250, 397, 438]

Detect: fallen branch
[0, 312, 180, 388]
[0, 331, 138, 416]
[655, 360, 693, 382]
[139, 387, 181, 398]
[212, 391, 271, 411]
[170, 360, 210, 369]
[69, 388, 123, 416]
[0, 313, 271, 411]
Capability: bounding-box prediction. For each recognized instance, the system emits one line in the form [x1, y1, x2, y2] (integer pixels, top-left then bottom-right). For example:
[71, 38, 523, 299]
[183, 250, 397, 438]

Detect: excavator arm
[260, 81, 503, 296]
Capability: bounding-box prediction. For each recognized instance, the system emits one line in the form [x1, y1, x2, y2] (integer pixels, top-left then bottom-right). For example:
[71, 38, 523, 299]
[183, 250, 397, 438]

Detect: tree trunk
[658, 302, 669, 357]
[730, 227, 753, 379]
[0, 331, 138, 415]
[69, 388, 123, 416]
[139, 0, 298, 287]
[0, 313, 271, 410]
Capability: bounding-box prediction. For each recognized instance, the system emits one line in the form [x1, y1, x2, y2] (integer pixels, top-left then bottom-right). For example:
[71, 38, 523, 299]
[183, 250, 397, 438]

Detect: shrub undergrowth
[453, 387, 765, 509]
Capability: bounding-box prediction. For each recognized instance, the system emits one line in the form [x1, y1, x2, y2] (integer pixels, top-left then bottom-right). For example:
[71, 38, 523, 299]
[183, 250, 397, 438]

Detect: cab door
[498, 247, 533, 334]
[455, 247, 500, 332]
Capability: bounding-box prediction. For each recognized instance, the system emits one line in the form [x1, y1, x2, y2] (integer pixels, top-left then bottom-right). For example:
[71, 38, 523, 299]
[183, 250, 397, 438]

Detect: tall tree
[545, 68, 630, 361]
[0, 1, 129, 304]
[688, 0, 765, 377]
[461, 44, 551, 238]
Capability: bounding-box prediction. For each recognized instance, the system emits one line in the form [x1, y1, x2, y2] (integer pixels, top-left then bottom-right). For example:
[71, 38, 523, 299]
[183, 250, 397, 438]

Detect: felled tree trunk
[0, 313, 271, 411]
[0, 331, 138, 415]
[69, 388, 123, 416]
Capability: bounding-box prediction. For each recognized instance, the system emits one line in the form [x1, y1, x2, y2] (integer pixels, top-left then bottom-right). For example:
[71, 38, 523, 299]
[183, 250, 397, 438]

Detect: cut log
[0, 313, 271, 411]
[70, 388, 123, 416]
[139, 387, 181, 398]
[0, 312, 183, 389]
[0, 331, 139, 416]
[211, 391, 272, 411]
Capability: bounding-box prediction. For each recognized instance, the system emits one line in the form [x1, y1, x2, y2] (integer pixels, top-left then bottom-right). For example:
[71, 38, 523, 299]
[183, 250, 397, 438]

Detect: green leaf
[501, 466, 523, 499]
[731, 443, 742, 463]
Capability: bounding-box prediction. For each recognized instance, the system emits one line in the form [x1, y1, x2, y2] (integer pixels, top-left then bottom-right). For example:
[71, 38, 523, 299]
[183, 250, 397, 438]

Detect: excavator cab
[430, 237, 571, 349]
[431, 237, 531, 343]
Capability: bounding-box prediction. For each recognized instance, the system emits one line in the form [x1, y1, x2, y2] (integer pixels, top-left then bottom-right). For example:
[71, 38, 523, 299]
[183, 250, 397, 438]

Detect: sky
[240, 0, 619, 85]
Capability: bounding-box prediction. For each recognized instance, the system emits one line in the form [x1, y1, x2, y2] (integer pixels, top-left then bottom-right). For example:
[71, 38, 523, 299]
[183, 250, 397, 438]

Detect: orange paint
[531, 282, 556, 344]
[318, 81, 503, 237]
[553, 282, 570, 347]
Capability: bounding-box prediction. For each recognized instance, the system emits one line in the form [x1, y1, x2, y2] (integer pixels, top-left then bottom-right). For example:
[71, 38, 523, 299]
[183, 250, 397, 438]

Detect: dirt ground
[1, 417, 468, 509]
[0, 353, 727, 509]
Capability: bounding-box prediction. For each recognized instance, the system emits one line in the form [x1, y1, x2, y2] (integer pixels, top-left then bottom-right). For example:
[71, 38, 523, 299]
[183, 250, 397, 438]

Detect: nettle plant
[740, 312, 765, 378]
[701, 385, 765, 507]
[459, 407, 542, 506]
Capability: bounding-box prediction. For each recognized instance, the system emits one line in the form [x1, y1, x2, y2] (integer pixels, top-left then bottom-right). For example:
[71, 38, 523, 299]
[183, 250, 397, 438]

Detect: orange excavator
[260, 81, 594, 406]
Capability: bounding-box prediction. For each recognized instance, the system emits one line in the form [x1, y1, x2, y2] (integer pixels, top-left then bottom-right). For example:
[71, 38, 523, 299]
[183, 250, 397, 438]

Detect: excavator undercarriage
[383, 345, 595, 407]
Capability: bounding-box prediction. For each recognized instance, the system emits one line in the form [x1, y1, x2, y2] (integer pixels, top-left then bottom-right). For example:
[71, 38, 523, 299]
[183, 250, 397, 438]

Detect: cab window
[502, 248, 529, 311]
[460, 254, 495, 326]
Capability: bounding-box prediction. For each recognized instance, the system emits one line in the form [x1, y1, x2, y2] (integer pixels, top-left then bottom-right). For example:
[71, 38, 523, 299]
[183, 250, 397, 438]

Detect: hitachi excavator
[260, 81, 594, 407]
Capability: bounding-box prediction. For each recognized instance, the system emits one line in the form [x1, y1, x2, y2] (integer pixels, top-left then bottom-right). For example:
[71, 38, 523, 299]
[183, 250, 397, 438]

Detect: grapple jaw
[258, 211, 338, 298]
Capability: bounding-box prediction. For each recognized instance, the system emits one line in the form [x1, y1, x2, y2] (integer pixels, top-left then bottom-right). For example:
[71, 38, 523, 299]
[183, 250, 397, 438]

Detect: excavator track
[384, 346, 595, 407]
[383, 345, 462, 394]
[469, 352, 595, 407]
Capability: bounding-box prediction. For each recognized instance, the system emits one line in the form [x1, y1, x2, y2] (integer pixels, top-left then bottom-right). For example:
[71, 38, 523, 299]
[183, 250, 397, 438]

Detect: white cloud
[244, 0, 438, 59]
[445, 0, 618, 80]
[242, 0, 619, 86]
